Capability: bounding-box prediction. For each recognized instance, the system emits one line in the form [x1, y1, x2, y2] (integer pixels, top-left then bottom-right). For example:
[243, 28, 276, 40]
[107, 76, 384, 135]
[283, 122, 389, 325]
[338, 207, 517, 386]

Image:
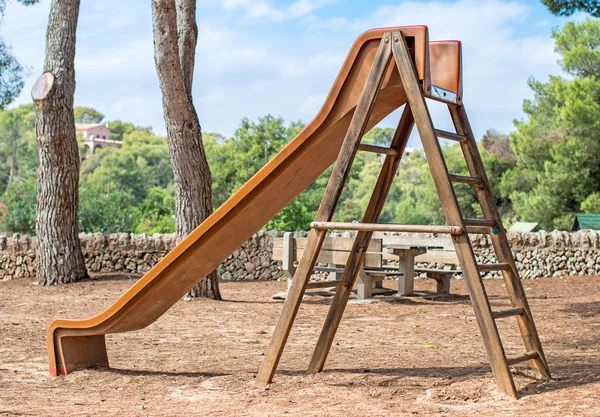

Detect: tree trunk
[152, 0, 220, 299]
[32, 0, 87, 285]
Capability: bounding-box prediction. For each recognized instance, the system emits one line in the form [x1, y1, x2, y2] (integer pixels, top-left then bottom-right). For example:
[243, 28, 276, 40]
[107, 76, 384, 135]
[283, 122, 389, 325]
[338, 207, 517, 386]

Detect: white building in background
[76, 122, 122, 156]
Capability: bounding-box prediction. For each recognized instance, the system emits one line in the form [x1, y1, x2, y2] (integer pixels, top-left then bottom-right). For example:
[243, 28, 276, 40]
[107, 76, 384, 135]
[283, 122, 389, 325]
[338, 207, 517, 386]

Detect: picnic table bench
[272, 233, 401, 299]
[380, 235, 459, 295]
[272, 233, 460, 299]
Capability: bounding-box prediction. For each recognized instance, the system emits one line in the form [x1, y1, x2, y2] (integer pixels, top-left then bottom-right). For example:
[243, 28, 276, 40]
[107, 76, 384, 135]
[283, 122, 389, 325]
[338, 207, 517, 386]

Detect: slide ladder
[256, 31, 551, 399]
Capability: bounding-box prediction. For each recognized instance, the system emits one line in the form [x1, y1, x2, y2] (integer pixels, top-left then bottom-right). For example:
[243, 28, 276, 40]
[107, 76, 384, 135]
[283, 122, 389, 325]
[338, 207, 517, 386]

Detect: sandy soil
[0, 274, 599, 416]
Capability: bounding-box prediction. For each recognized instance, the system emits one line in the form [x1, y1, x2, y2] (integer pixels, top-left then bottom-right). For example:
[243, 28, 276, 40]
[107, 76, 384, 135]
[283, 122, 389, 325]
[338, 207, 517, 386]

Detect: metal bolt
[394, 37, 399, 42]
[384, 37, 389, 43]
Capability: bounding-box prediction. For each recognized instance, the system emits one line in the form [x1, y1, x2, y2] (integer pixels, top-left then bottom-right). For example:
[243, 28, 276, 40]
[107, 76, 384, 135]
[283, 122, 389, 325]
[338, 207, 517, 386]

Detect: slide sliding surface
[47, 26, 432, 376]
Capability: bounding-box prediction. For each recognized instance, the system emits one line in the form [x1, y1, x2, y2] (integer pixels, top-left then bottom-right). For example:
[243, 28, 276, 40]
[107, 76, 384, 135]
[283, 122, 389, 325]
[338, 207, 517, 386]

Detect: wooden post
[256, 34, 394, 386]
[449, 104, 551, 380]
[390, 32, 518, 398]
[307, 103, 415, 374]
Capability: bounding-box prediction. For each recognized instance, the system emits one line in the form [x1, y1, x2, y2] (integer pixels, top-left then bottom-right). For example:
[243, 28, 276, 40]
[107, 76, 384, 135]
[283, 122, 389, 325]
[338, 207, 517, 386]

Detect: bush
[135, 187, 175, 234]
[79, 184, 140, 233]
[0, 176, 37, 234]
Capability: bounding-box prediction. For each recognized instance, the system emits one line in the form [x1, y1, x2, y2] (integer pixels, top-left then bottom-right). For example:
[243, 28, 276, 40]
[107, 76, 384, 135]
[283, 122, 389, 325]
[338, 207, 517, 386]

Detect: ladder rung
[492, 307, 524, 319]
[462, 218, 495, 227]
[448, 174, 482, 185]
[478, 263, 510, 272]
[310, 222, 463, 235]
[434, 129, 468, 142]
[465, 226, 490, 235]
[506, 351, 539, 366]
[358, 143, 398, 156]
[306, 280, 346, 289]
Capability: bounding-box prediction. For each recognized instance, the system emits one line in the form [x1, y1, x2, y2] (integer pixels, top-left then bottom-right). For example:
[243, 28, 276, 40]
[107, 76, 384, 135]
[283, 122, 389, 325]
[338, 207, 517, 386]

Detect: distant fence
[1, 230, 599, 281]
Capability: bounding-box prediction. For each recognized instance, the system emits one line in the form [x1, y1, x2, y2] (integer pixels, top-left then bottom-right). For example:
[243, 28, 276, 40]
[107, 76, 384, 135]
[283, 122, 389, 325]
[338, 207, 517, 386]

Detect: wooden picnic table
[386, 244, 443, 296]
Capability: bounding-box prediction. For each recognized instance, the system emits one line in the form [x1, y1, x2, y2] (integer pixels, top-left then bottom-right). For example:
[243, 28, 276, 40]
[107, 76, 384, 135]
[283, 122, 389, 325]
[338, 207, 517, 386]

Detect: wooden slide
[47, 25, 462, 376]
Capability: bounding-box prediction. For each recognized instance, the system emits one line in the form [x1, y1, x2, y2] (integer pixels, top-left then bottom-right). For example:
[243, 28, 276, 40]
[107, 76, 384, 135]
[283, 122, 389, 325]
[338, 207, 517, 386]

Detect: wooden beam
[358, 143, 398, 156]
[311, 221, 463, 235]
[448, 174, 482, 185]
[434, 129, 467, 142]
[307, 96, 415, 374]
[272, 247, 383, 269]
[492, 308, 524, 319]
[449, 104, 551, 382]
[306, 280, 346, 289]
[462, 218, 495, 227]
[256, 34, 393, 386]
[507, 351, 539, 366]
[391, 31, 519, 399]
[478, 263, 510, 272]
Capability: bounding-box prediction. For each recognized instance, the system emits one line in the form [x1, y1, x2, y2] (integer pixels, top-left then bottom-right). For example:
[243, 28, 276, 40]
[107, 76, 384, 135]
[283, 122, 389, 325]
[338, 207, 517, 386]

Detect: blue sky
[1, 0, 582, 146]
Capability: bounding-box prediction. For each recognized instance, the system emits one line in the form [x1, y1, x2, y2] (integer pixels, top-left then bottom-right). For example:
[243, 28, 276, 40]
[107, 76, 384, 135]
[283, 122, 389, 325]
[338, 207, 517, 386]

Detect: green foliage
[81, 129, 172, 201]
[0, 106, 38, 234]
[553, 19, 600, 77]
[108, 120, 152, 141]
[0, 0, 40, 14]
[212, 115, 303, 201]
[0, 104, 37, 192]
[136, 187, 176, 234]
[0, 39, 26, 109]
[78, 127, 174, 233]
[0, 175, 36, 234]
[0, 103, 178, 235]
[0, 1, 40, 108]
[500, 19, 600, 230]
[6, 17, 600, 238]
[542, 0, 600, 17]
[73, 106, 105, 124]
[204, 121, 517, 231]
[79, 183, 140, 233]
[581, 192, 600, 213]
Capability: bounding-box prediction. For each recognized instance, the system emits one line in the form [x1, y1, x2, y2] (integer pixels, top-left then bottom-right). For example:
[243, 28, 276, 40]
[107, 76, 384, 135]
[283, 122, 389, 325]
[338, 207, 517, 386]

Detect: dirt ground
[0, 275, 599, 416]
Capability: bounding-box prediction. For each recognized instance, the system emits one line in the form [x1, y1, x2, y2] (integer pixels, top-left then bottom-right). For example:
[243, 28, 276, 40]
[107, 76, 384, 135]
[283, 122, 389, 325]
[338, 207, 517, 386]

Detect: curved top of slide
[47, 25, 462, 375]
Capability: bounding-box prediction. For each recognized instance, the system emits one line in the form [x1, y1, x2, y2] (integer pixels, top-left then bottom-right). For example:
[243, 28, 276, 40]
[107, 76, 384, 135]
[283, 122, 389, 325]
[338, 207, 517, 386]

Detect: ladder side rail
[308, 104, 415, 374]
[391, 32, 518, 398]
[449, 105, 551, 379]
[256, 34, 394, 386]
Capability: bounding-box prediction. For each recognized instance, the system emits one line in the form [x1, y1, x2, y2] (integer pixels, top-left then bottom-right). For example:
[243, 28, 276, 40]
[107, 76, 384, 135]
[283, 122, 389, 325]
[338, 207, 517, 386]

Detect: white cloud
[1, 0, 565, 140]
[283, 50, 345, 77]
[302, 0, 561, 139]
[218, 0, 336, 22]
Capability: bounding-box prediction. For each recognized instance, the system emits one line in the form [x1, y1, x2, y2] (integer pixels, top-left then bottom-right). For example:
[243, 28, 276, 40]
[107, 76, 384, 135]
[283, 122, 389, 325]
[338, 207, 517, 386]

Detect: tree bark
[175, 0, 197, 94]
[32, 0, 87, 285]
[152, 0, 220, 299]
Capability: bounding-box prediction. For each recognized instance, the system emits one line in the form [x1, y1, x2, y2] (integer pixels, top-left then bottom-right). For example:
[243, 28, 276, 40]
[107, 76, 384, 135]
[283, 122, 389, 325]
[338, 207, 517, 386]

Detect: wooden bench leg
[356, 269, 372, 300]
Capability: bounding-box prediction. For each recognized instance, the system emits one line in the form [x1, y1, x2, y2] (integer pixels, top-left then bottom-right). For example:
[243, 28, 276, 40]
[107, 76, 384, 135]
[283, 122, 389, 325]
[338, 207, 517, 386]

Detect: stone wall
[1, 230, 599, 281]
[473, 230, 600, 279]
[0, 231, 284, 281]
